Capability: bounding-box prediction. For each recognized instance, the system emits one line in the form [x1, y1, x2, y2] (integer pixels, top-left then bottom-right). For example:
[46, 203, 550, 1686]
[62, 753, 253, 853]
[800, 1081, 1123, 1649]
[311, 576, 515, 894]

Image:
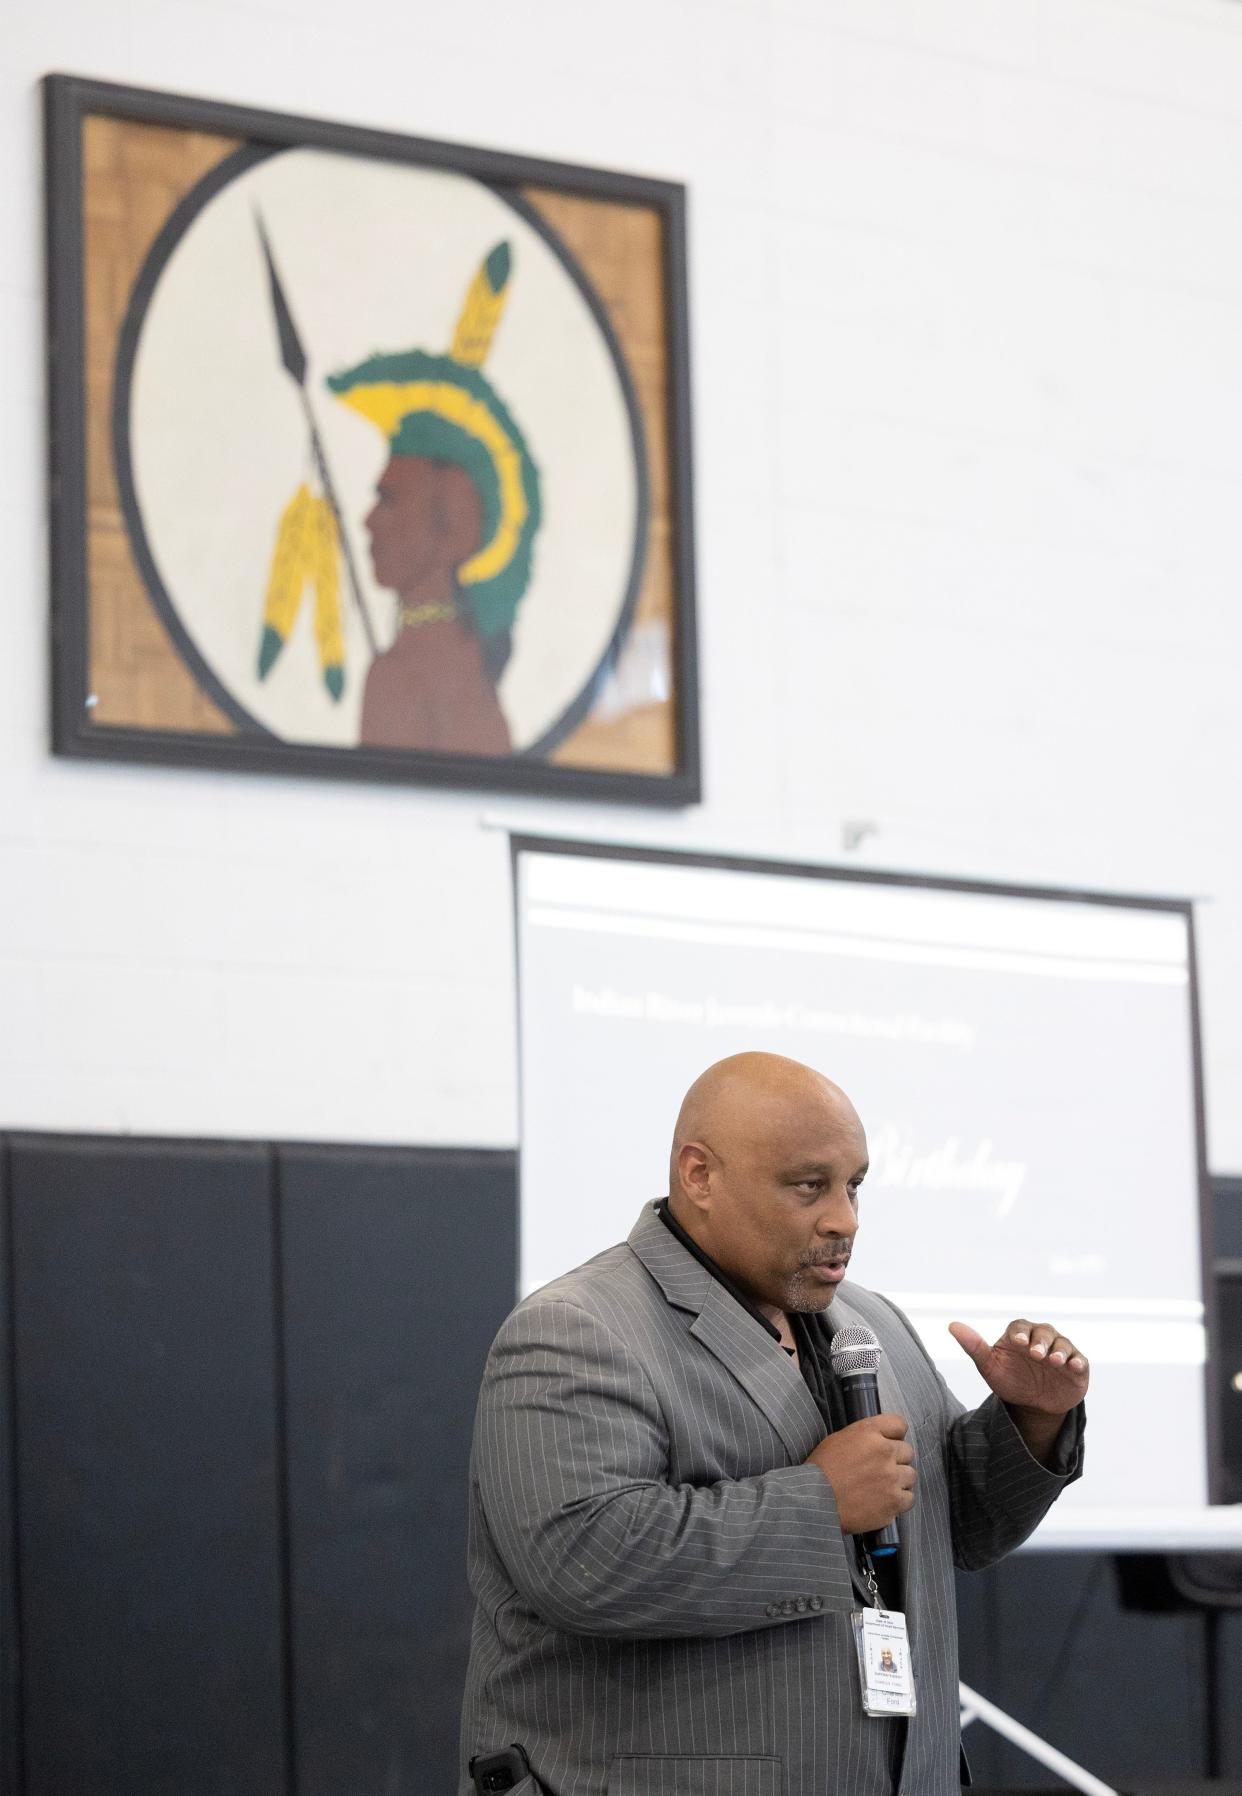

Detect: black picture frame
[44, 74, 701, 806]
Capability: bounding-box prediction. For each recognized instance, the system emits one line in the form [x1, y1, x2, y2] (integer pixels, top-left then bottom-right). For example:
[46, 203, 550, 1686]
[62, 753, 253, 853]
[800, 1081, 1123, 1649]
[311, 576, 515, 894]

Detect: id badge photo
[851, 1606, 917, 1718]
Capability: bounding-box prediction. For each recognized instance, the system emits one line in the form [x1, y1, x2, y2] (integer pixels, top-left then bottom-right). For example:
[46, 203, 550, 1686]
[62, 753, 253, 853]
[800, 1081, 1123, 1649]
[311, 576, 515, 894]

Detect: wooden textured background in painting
[80, 119, 677, 773]
[522, 187, 676, 776]
[83, 116, 237, 735]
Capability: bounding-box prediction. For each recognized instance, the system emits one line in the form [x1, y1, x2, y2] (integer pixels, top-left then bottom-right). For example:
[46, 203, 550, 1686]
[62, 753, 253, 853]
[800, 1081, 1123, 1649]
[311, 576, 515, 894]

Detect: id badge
[851, 1607, 917, 1717]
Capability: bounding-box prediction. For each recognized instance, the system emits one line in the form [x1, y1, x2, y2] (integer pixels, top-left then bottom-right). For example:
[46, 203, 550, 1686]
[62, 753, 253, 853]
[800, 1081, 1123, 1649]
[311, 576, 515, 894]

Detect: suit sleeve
[944, 1392, 1085, 1570]
[473, 1298, 859, 1639]
[874, 1295, 1085, 1571]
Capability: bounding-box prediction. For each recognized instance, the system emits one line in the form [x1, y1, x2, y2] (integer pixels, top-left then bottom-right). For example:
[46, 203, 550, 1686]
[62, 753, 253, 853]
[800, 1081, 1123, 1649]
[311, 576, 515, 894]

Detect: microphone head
[829, 1322, 883, 1381]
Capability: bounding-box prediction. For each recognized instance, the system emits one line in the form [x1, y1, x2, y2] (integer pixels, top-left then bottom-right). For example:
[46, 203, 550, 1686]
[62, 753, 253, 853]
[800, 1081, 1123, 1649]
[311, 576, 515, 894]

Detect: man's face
[685, 1088, 867, 1318]
[364, 457, 482, 591]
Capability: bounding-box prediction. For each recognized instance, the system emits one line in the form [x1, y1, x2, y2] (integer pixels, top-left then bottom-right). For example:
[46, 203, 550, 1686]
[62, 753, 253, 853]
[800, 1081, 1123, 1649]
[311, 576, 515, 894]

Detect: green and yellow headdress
[326, 241, 542, 641]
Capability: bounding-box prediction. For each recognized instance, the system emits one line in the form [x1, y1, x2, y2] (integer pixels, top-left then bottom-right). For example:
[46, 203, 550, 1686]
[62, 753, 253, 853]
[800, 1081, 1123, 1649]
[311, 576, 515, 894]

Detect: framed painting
[45, 75, 700, 804]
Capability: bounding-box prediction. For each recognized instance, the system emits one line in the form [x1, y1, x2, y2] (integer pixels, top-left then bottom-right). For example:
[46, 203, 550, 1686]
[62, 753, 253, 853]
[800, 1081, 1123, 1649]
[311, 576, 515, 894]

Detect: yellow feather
[449, 265, 509, 368]
[262, 484, 314, 639]
[310, 497, 345, 698]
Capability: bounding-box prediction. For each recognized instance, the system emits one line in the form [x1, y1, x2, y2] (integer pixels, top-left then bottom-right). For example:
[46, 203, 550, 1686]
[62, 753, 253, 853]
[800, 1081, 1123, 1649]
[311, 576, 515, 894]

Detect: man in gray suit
[461, 1054, 1087, 1795]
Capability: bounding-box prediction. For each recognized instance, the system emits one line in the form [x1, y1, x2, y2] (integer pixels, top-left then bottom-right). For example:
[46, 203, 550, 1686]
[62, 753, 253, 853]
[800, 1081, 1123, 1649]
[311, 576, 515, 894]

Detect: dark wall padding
[957, 1553, 1229, 1790]
[1214, 1176, 1242, 1260]
[1, 1132, 1239, 1793]
[0, 1132, 518, 1796]
[6, 1135, 288, 1796]
[1, 1140, 22, 1796]
[278, 1145, 516, 1796]
[1217, 1265, 1242, 1505]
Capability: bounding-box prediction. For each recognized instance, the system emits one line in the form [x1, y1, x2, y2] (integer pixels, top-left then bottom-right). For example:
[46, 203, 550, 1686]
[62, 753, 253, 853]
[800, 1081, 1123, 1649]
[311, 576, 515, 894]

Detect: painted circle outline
[112, 142, 651, 758]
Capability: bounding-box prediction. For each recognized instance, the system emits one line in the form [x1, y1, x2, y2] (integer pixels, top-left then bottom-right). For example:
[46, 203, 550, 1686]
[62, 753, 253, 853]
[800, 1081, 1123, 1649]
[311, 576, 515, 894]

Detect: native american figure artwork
[258, 228, 541, 756]
[48, 79, 699, 801]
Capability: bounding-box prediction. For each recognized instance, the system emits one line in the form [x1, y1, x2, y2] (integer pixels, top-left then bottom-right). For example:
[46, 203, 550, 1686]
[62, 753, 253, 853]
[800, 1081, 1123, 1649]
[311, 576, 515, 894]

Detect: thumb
[948, 1320, 991, 1372]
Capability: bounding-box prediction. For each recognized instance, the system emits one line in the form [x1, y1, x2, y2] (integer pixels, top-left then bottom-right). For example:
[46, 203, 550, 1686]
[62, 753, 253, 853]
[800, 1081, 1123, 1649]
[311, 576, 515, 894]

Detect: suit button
[809, 1596, 823, 1612]
[795, 1596, 808, 1613]
[782, 1600, 794, 1615]
[765, 1602, 778, 1618]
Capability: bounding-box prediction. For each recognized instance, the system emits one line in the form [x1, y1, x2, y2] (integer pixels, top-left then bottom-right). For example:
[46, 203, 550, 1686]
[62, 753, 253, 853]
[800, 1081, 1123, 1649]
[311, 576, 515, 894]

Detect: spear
[255, 209, 377, 655]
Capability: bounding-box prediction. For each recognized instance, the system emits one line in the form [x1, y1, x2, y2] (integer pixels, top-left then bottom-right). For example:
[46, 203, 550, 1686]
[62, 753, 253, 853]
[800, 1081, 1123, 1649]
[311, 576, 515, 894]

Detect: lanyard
[857, 1545, 884, 1608]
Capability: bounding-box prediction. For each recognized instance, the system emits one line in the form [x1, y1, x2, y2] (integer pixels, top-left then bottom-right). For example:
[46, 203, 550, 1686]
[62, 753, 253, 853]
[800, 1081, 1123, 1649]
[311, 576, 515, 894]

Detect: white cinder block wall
[2, 0, 1241, 1175]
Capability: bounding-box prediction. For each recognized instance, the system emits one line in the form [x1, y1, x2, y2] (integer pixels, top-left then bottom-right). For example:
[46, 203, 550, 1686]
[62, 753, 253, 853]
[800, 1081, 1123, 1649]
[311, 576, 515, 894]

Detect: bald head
[667, 1053, 867, 1320]
[669, 1053, 857, 1192]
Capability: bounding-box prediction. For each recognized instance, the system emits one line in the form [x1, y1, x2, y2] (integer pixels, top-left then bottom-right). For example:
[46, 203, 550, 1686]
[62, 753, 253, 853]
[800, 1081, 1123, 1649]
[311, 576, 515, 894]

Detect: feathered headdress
[326, 242, 542, 642]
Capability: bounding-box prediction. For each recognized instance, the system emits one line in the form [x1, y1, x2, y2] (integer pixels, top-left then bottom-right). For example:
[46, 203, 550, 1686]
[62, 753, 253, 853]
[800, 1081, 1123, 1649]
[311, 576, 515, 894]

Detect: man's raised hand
[949, 1318, 1088, 1466]
[948, 1318, 1089, 1416]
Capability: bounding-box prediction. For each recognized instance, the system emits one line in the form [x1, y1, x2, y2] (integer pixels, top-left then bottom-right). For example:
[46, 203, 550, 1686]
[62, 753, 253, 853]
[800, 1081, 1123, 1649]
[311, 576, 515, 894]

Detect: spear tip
[255, 209, 308, 388]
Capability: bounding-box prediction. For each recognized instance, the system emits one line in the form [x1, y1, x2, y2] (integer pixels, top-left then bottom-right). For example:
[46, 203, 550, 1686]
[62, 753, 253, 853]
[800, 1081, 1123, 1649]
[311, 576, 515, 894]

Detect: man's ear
[675, 1141, 714, 1217]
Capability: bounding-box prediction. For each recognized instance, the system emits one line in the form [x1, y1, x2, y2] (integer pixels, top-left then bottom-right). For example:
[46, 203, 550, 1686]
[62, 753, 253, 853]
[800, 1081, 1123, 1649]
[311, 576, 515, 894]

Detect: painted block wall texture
[2, 0, 1242, 1168]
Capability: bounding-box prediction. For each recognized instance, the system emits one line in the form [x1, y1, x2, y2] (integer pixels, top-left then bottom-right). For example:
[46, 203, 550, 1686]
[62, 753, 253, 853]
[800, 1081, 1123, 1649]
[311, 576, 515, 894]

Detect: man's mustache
[801, 1245, 852, 1267]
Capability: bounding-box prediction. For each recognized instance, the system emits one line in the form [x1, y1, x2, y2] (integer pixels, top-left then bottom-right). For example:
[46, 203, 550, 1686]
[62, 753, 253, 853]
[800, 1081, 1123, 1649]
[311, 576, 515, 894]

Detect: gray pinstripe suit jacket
[459, 1203, 1084, 1796]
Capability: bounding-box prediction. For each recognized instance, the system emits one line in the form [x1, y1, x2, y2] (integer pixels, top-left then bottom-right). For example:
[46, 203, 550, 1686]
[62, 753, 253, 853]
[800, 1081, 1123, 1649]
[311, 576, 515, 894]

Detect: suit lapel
[689, 1279, 827, 1463]
[628, 1204, 825, 1464]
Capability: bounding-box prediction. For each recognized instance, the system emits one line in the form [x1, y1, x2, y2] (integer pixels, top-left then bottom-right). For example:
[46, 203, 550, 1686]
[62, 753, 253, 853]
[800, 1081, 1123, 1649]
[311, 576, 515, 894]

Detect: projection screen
[514, 837, 1242, 1550]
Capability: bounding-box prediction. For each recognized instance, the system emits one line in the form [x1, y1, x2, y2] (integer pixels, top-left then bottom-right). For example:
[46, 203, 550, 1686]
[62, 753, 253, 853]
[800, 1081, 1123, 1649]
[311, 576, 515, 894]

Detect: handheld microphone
[828, 1323, 900, 1558]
